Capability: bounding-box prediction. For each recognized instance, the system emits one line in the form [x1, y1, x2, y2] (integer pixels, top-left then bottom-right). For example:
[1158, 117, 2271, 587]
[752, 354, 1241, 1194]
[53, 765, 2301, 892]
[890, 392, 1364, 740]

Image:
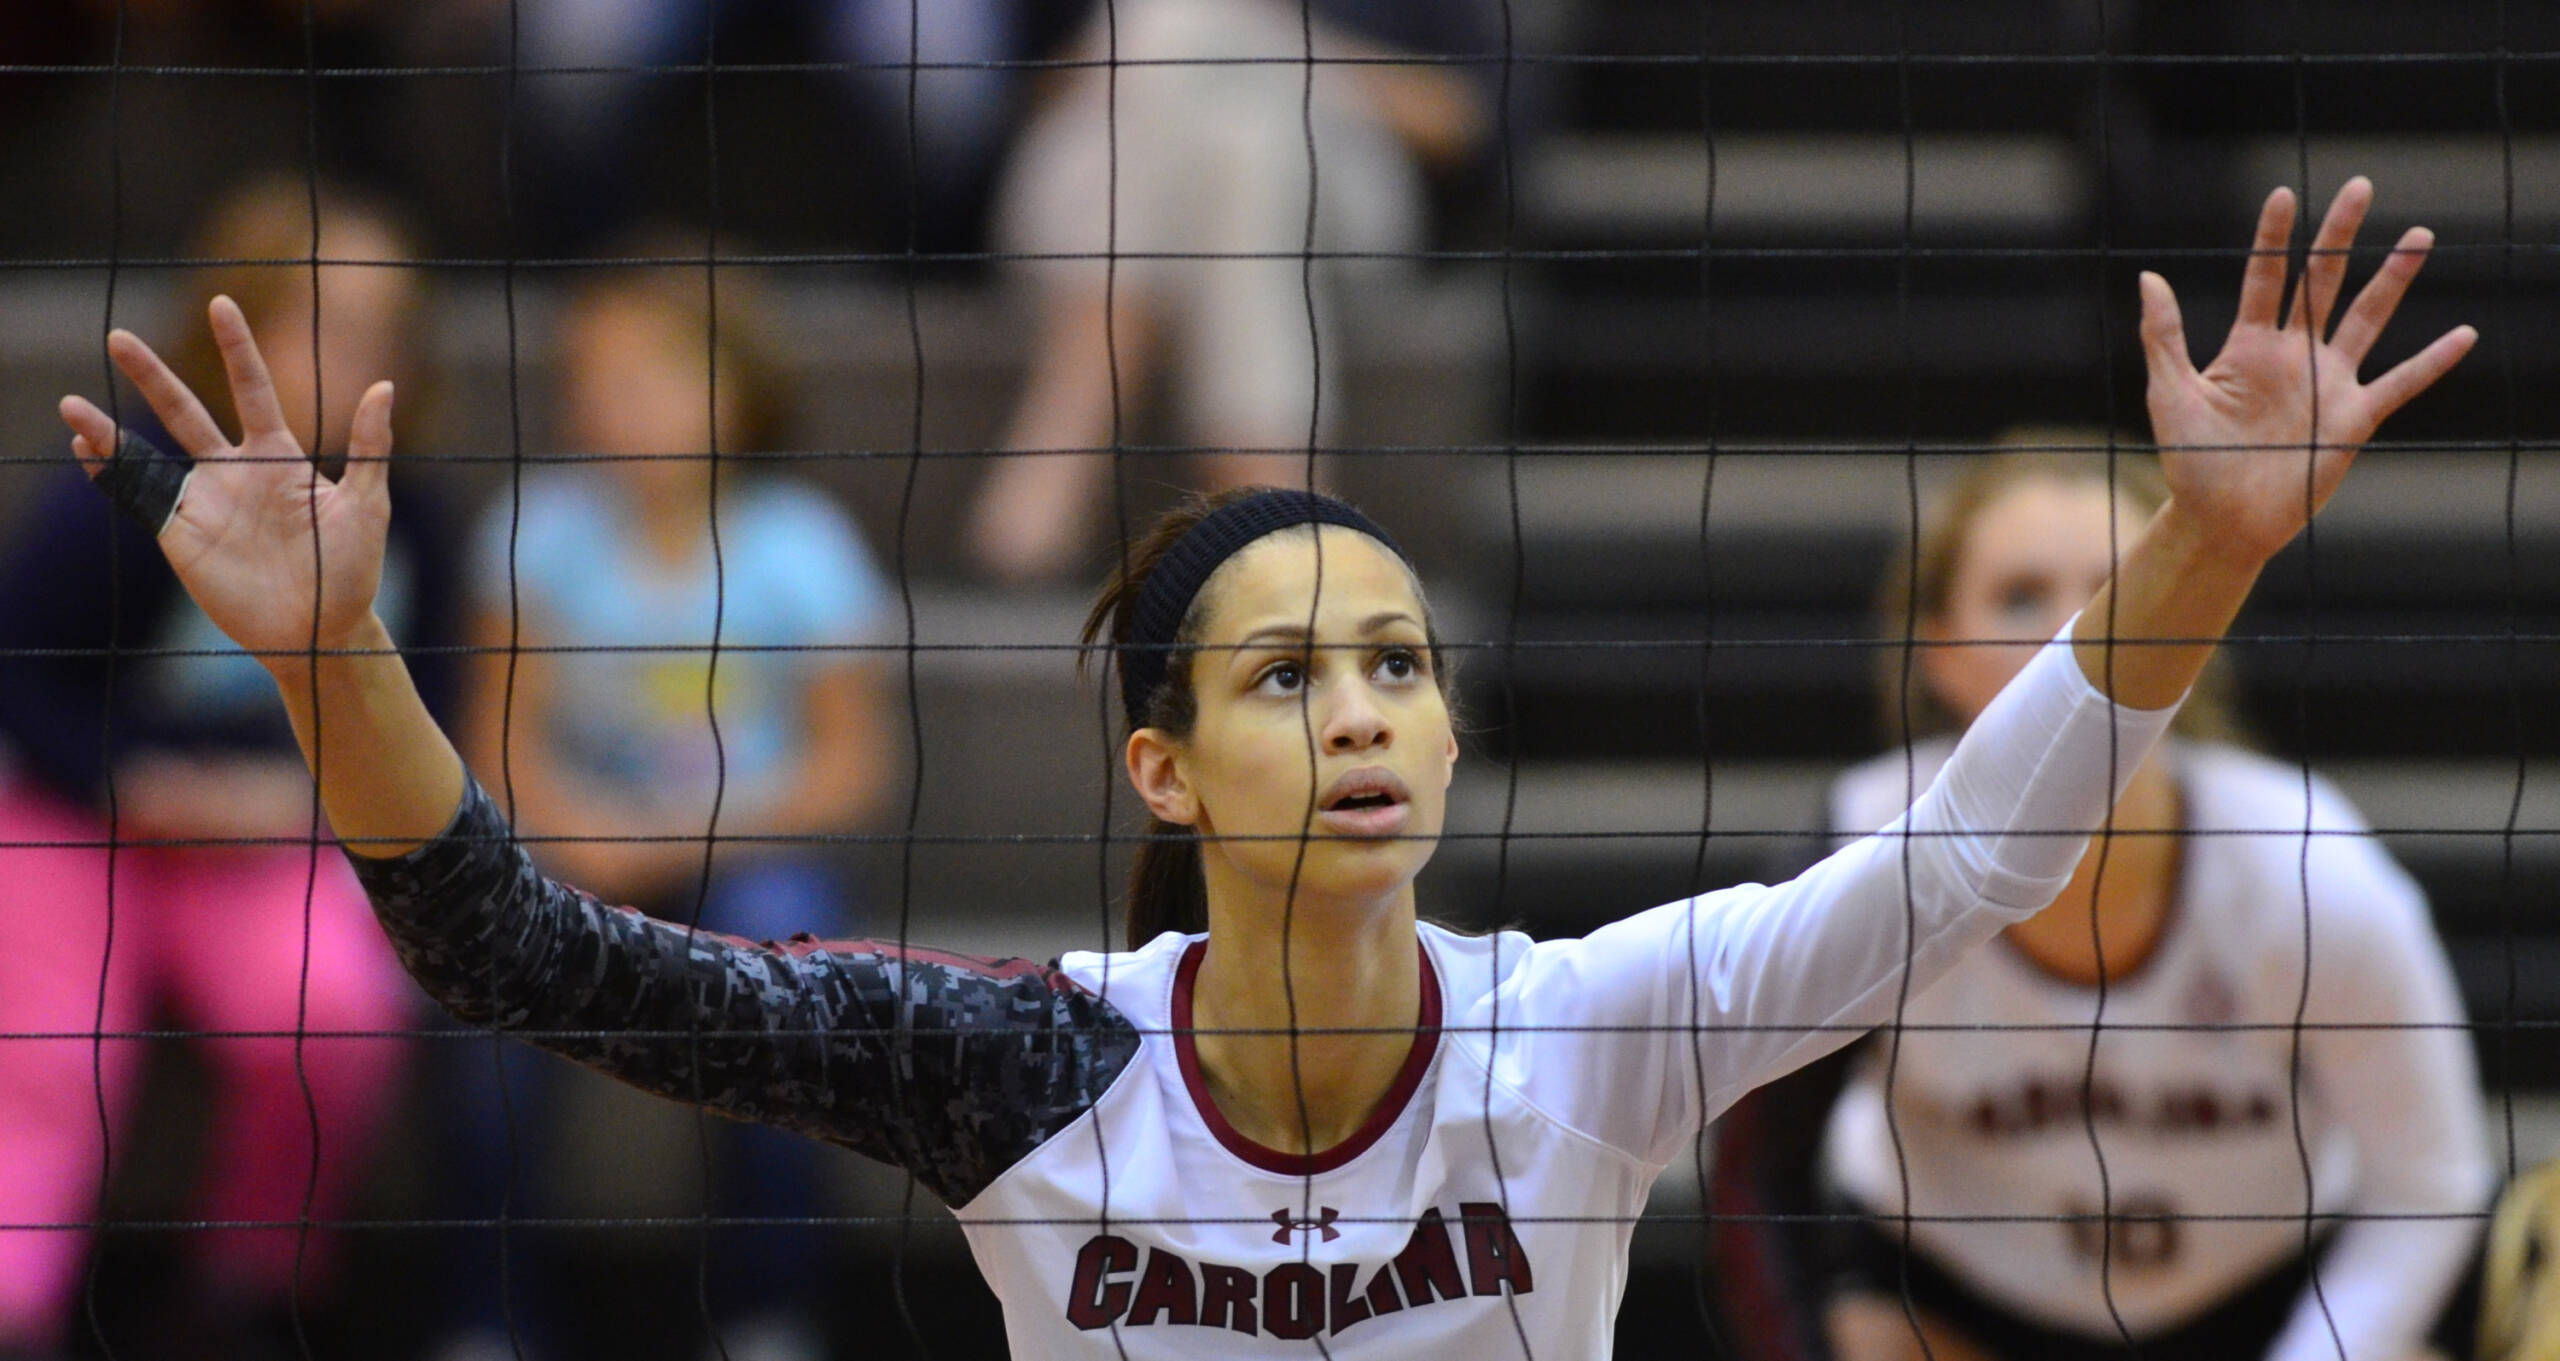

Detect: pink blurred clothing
[0, 780, 410, 1349]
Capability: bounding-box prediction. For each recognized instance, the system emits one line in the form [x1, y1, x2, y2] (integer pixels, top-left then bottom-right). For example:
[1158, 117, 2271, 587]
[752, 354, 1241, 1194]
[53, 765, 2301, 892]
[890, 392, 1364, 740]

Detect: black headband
[1117, 489, 1407, 731]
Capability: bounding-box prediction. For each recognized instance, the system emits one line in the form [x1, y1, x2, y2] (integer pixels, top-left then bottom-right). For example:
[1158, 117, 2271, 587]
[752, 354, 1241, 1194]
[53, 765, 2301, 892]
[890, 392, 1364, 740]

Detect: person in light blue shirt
[446, 247, 895, 1361]
[468, 471, 890, 847]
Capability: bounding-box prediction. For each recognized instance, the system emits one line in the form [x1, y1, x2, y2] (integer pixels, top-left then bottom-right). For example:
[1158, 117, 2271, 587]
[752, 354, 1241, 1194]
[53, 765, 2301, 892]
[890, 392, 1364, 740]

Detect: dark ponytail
[1081, 490, 1258, 950]
[1121, 823, 1210, 950]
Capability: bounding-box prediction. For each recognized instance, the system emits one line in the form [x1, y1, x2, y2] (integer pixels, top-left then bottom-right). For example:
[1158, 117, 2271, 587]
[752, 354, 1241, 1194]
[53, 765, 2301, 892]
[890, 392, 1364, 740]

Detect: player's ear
[1126, 728, 1200, 826]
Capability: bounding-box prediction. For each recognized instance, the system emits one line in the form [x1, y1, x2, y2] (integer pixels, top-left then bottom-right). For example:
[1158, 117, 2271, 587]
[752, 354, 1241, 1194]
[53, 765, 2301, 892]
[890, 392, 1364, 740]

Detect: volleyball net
[0, 1, 2554, 1357]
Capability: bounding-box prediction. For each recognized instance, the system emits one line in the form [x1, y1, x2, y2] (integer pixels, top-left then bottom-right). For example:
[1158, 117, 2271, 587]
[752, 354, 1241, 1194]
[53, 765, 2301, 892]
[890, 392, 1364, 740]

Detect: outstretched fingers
[2291, 176, 2373, 335]
[2330, 226, 2436, 365]
[101, 328, 232, 457]
[59, 395, 119, 474]
[207, 295, 293, 442]
[2138, 270, 2197, 389]
[2361, 324, 2477, 427]
[342, 381, 396, 503]
[2234, 186, 2298, 331]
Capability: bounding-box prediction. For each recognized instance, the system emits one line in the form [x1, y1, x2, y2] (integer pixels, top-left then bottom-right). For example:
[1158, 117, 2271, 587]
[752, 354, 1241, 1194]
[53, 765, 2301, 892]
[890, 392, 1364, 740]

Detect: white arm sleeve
[2266, 801, 2493, 1361]
[1480, 619, 2181, 1166]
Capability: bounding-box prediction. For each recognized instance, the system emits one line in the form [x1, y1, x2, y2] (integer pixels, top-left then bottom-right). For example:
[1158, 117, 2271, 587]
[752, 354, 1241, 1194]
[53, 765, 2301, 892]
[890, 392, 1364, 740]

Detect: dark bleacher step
[1563, 0, 2121, 135]
[1458, 453, 2560, 758]
[1560, 0, 2560, 138]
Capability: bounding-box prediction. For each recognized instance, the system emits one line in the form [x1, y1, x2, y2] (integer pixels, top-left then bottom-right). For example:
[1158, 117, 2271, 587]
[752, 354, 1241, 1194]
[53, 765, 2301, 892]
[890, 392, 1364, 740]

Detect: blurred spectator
[441, 242, 895, 1361]
[494, 0, 1040, 253]
[1704, 447, 2492, 1361]
[964, 0, 1497, 582]
[0, 175, 453, 1358]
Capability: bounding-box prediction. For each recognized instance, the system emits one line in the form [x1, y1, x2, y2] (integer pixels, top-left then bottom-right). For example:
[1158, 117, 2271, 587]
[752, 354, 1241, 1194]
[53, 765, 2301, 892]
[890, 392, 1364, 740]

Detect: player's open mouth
[1315, 769, 1412, 838]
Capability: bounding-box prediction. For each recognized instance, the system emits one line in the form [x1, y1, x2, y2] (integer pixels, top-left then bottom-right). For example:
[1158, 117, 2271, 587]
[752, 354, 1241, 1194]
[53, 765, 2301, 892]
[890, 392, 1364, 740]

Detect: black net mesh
[0, 1, 2553, 1358]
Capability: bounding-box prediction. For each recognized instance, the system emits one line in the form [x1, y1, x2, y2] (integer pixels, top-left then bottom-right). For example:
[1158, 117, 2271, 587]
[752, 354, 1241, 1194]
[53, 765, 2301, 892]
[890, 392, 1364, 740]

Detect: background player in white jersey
[49, 179, 2475, 1357]
[1706, 450, 2494, 1361]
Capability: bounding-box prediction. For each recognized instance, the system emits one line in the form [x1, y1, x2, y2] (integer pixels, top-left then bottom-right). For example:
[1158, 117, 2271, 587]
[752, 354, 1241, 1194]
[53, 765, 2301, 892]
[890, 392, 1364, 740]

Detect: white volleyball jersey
[948, 636, 2175, 1358]
[1822, 741, 2493, 1360]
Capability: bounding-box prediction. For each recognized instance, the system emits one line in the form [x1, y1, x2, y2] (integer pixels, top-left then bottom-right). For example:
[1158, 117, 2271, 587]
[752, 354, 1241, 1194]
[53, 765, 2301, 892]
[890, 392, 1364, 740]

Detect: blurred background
[0, 1, 2557, 1357]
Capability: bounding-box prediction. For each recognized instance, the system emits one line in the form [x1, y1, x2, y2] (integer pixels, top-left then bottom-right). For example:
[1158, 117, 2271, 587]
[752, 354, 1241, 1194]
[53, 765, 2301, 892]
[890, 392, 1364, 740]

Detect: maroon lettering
[2063, 1192, 2182, 1270]
[1126, 1248, 1199, 1327]
[1069, 1203, 1536, 1338]
[1392, 1207, 1469, 1306]
[1460, 1202, 1535, 1296]
[1200, 1262, 1259, 1335]
[1970, 1075, 2288, 1138]
[1066, 1235, 1138, 1330]
[1263, 1263, 1324, 1341]
[2025, 1078, 2065, 1129]
[2115, 1193, 2180, 1268]
[1364, 1260, 1406, 1318]
[1327, 1263, 1375, 1335]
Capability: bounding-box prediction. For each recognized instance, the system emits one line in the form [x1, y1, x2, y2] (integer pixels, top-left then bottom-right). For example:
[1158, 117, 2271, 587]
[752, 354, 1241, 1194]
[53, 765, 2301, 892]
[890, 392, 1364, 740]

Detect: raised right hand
[2137, 177, 2474, 569]
[59, 295, 395, 664]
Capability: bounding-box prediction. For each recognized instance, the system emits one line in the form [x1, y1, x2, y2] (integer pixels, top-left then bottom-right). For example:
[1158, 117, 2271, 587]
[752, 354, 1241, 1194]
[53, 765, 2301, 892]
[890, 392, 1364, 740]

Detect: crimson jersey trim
[1169, 936, 1443, 1175]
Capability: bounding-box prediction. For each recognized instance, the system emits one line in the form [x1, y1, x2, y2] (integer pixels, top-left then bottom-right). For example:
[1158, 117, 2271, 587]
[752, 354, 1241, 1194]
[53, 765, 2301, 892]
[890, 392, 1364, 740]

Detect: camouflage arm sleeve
[347, 777, 1143, 1207]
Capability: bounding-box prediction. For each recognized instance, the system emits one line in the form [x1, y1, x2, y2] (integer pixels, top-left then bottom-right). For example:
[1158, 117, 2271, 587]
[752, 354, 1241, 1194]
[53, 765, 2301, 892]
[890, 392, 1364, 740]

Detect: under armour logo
[1271, 1206, 1342, 1244]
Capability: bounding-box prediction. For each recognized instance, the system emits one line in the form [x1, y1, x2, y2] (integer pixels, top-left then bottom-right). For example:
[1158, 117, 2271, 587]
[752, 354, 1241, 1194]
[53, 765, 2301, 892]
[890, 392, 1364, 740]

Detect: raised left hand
[58, 297, 396, 662]
[2139, 176, 2476, 568]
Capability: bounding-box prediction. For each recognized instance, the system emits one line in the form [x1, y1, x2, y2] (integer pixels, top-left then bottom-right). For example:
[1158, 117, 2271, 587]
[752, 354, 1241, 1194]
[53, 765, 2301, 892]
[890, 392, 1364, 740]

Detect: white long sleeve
[1476, 619, 2182, 1166]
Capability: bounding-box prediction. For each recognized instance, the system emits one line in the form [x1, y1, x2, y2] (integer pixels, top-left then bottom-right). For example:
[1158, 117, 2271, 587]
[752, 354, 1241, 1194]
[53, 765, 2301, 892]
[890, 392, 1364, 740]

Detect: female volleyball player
[1704, 449, 2493, 1361]
[54, 178, 2470, 1357]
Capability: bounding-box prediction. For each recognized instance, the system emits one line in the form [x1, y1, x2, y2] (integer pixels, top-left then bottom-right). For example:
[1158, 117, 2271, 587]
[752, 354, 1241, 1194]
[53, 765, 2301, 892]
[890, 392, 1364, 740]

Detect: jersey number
[2063, 1193, 2180, 1270]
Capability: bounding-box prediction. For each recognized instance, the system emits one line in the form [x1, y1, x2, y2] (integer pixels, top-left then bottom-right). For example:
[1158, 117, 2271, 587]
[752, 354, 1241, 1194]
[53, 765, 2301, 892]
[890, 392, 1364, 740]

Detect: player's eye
[1374, 647, 1425, 683]
[1254, 659, 1306, 695]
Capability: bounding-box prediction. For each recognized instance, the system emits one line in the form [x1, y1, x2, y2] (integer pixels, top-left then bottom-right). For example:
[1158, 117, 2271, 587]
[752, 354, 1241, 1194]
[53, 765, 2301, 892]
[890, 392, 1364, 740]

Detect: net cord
[887, 0, 939, 1347]
[0, 1204, 2500, 1233]
[14, 622, 2560, 664]
[1090, 0, 1133, 1354]
[2284, 13, 2351, 1354]
[287, 5, 331, 1355]
[82, 2, 130, 1354]
[11, 819, 2549, 854]
[2493, 0, 2527, 1195]
[2, 430, 2528, 469]
[2075, 0, 2143, 1350]
[1279, 5, 1350, 1357]
[1881, 9, 1934, 1357]
[0, 1015, 2526, 1044]
[490, 0, 532, 1349]
[24, 47, 2560, 79]
[1483, 0, 1536, 1351]
[677, 1, 739, 1353]
[1679, 5, 1732, 1349]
